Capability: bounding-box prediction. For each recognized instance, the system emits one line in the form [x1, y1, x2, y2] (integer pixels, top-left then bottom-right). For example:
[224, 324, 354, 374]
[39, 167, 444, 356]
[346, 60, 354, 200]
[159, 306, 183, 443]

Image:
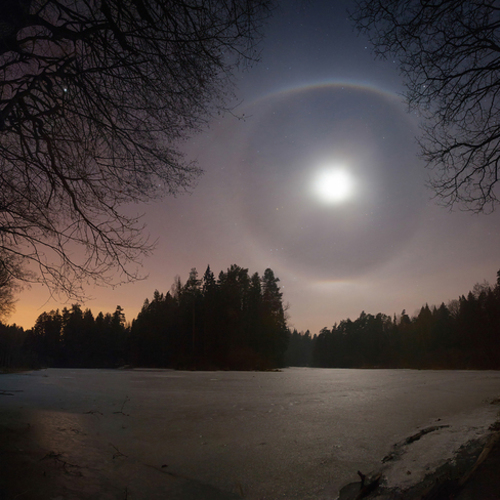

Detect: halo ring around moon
[220, 82, 425, 282]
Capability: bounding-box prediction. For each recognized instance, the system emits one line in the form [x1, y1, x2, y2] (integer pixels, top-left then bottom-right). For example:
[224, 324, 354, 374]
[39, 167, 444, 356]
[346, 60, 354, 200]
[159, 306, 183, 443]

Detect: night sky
[11, 0, 500, 333]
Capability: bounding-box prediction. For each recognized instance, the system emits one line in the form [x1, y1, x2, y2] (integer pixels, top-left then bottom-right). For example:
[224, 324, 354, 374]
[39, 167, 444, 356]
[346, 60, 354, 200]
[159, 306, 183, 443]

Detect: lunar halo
[208, 81, 424, 284]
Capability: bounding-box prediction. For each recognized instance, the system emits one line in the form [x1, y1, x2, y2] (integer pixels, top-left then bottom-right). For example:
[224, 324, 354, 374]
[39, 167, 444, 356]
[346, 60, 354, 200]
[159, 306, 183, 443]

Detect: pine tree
[260, 268, 289, 367]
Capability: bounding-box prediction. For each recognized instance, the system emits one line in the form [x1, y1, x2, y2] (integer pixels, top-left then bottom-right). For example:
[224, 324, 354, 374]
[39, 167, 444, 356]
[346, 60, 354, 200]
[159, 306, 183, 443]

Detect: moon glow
[313, 168, 354, 204]
[230, 84, 424, 280]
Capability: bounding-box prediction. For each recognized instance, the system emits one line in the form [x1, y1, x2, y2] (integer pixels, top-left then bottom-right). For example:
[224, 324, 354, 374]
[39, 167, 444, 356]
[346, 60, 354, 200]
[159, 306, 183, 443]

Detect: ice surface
[1, 368, 500, 499]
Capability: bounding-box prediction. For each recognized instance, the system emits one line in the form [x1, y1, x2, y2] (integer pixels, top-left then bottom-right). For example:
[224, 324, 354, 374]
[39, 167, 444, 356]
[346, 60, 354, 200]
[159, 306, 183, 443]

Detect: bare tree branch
[351, 0, 500, 213]
[0, 0, 271, 302]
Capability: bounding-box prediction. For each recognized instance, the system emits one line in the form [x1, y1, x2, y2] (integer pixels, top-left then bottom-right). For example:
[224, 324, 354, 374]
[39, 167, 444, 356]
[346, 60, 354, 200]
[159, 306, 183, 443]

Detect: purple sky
[11, 0, 500, 332]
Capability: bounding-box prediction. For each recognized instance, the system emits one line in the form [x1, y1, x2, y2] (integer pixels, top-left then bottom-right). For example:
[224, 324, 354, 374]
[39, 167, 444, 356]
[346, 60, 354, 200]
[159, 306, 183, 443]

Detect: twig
[458, 431, 500, 487]
[355, 472, 382, 499]
[83, 410, 103, 415]
[109, 443, 128, 459]
[113, 396, 130, 416]
[40, 451, 83, 476]
[40, 451, 62, 461]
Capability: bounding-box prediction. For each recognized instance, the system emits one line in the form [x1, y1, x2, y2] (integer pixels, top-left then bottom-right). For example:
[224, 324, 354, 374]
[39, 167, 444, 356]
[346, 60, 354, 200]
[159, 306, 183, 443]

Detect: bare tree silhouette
[0, 0, 271, 299]
[351, 0, 500, 213]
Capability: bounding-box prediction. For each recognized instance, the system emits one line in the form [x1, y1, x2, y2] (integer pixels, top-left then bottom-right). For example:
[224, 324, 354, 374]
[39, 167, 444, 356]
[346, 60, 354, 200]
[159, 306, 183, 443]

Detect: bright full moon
[313, 168, 354, 204]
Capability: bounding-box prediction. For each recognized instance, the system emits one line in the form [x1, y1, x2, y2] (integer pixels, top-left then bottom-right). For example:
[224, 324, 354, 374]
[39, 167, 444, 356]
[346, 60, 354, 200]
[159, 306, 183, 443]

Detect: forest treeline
[0, 305, 128, 369]
[130, 265, 288, 369]
[3, 267, 500, 371]
[286, 272, 500, 370]
[0, 265, 289, 370]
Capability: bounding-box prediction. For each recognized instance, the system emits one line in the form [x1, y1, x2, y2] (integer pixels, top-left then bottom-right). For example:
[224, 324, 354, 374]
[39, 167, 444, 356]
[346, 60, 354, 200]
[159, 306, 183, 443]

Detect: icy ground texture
[1, 368, 500, 500]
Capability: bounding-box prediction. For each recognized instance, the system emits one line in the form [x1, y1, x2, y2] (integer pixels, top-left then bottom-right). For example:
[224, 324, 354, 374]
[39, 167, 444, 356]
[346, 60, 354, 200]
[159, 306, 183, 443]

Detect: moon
[228, 84, 424, 280]
[313, 168, 355, 204]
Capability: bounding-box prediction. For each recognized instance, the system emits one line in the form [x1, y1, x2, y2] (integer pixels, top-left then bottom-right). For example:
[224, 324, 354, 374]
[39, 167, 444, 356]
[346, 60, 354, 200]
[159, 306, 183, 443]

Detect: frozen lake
[1, 368, 500, 499]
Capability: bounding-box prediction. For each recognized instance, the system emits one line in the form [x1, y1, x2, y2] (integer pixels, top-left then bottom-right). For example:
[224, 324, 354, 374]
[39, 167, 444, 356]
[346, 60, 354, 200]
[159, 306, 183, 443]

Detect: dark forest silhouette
[2, 267, 500, 371]
[286, 272, 500, 370]
[130, 265, 288, 370]
[0, 265, 288, 371]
